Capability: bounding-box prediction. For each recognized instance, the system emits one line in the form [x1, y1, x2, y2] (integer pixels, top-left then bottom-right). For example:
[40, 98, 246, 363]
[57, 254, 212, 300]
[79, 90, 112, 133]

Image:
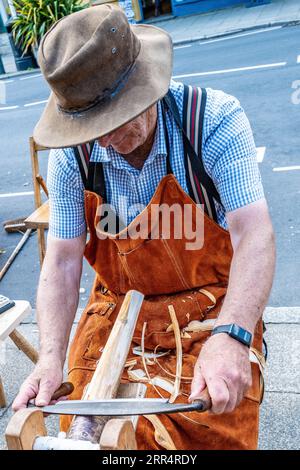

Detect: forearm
[215, 224, 276, 335]
[191, 215, 276, 412]
[37, 249, 83, 365]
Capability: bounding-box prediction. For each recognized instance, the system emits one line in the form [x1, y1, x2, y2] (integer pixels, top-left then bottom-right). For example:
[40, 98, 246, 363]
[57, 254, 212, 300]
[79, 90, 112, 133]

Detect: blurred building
[90, 1, 271, 22]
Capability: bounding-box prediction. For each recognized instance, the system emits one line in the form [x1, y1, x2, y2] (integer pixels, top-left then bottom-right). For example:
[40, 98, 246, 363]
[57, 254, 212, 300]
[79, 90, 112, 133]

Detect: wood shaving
[167, 305, 182, 403]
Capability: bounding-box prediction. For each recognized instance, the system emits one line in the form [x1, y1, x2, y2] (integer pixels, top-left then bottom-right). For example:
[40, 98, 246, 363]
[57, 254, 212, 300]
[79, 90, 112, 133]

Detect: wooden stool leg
[9, 329, 38, 363]
[38, 228, 46, 267]
[0, 377, 7, 408]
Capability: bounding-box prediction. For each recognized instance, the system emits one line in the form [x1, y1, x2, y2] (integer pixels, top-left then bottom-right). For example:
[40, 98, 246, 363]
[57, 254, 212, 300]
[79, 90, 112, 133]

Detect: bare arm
[190, 199, 276, 413]
[216, 198, 276, 333]
[13, 232, 86, 410]
[37, 233, 86, 363]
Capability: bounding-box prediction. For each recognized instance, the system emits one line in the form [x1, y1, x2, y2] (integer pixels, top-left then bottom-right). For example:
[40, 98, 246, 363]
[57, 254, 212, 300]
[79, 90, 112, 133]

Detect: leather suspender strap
[183, 85, 219, 222]
[73, 140, 106, 201]
[87, 161, 107, 201]
[161, 101, 174, 175]
[73, 142, 90, 188]
[163, 86, 222, 222]
[74, 141, 123, 233]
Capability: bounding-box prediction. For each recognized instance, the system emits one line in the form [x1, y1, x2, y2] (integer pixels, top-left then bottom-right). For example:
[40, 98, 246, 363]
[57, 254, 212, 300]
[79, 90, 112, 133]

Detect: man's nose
[99, 129, 118, 147]
[99, 134, 112, 147]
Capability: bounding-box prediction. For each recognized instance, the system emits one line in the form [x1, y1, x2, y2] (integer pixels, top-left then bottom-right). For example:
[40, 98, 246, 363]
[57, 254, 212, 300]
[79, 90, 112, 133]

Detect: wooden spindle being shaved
[67, 290, 144, 444]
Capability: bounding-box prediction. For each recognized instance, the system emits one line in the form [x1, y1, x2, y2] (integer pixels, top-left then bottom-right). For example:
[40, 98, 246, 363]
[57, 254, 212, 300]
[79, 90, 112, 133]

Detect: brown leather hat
[33, 4, 173, 148]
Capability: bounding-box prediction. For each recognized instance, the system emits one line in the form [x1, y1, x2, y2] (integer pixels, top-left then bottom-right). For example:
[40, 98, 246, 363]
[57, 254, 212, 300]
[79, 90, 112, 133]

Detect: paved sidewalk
[0, 32, 16, 74]
[0, 307, 299, 449]
[147, 0, 300, 44]
[1, 0, 300, 76]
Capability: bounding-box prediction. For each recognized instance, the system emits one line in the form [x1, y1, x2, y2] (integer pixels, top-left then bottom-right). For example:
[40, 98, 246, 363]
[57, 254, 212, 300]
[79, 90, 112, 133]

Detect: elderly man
[13, 5, 275, 450]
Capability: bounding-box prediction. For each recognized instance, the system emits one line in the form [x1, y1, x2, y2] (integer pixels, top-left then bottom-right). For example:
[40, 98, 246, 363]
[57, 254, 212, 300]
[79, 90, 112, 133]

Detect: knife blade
[30, 398, 207, 416]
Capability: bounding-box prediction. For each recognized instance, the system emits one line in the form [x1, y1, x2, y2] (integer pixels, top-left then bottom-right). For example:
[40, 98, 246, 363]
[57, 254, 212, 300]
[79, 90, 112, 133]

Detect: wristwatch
[211, 324, 252, 347]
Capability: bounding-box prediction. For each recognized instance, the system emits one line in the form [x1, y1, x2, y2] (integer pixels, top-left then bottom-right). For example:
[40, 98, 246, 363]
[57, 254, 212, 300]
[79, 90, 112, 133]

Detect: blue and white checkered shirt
[47, 80, 264, 238]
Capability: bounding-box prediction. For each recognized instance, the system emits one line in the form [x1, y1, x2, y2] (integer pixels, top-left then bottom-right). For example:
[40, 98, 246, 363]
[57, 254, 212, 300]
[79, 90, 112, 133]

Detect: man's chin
[112, 143, 136, 155]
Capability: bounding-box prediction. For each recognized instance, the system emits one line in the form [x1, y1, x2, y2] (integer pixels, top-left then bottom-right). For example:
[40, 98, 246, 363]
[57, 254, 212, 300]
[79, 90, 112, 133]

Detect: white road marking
[198, 26, 283, 46]
[273, 166, 300, 172]
[173, 62, 286, 79]
[0, 191, 34, 198]
[256, 147, 266, 163]
[0, 105, 19, 110]
[174, 45, 192, 50]
[24, 99, 48, 107]
[297, 55, 300, 64]
[20, 73, 42, 81]
[1, 80, 14, 84]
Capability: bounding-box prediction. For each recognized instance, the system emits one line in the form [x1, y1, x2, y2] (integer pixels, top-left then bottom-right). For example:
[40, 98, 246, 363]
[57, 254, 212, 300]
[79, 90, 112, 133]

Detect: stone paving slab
[258, 392, 300, 450]
[263, 323, 300, 394]
[263, 307, 300, 324]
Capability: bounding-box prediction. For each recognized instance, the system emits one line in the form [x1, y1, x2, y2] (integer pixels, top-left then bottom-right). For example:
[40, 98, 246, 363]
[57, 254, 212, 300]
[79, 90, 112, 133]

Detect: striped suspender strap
[73, 140, 122, 233]
[183, 85, 219, 221]
[73, 140, 107, 201]
[164, 86, 221, 222]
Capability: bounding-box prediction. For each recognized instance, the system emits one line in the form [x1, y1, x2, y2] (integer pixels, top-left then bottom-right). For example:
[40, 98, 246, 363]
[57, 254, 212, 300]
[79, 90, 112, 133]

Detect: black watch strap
[211, 324, 252, 347]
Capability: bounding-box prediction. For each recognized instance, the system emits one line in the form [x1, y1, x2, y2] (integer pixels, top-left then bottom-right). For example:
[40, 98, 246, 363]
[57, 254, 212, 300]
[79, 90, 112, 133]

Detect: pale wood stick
[30, 136, 42, 210]
[0, 376, 7, 408]
[9, 329, 38, 364]
[143, 414, 176, 450]
[36, 175, 49, 197]
[67, 290, 144, 444]
[0, 229, 32, 282]
[168, 305, 182, 403]
[3, 217, 27, 233]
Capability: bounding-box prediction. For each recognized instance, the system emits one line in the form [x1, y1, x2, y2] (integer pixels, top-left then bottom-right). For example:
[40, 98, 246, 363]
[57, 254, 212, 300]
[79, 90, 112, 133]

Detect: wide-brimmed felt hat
[33, 4, 173, 149]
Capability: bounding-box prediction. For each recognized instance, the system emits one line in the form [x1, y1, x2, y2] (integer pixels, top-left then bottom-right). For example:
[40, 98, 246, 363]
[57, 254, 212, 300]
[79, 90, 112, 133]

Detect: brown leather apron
[60, 174, 263, 450]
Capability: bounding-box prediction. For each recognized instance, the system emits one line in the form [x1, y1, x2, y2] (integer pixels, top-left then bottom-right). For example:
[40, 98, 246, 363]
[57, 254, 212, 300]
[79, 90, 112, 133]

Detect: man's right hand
[12, 359, 63, 411]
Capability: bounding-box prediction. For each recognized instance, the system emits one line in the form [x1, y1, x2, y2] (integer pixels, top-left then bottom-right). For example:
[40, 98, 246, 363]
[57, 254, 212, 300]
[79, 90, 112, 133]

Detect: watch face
[229, 324, 240, 337]
[229, 324, 252, 346]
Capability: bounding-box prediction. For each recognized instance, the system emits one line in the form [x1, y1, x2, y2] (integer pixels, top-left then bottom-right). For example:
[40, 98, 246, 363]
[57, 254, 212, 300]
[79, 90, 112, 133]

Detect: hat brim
[33, 24, 173, 149]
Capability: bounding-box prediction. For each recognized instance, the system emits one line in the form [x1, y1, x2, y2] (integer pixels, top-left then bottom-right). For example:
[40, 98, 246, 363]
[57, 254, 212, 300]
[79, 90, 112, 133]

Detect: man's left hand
[189, 333, 252, 414]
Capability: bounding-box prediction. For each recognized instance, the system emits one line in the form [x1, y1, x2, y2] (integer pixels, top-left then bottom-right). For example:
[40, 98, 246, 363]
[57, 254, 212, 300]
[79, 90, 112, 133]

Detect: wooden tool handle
[51, 382, 74, 401]
[27, 382, 74, 408]
[193, 387, 212, 412]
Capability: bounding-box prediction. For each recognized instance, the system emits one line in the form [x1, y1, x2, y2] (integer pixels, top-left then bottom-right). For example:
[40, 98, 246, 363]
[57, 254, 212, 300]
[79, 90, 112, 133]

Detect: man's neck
[121, 133, 155, 170]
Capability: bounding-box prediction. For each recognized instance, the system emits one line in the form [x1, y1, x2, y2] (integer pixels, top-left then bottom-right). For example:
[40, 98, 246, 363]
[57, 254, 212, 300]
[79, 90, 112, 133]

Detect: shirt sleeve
[47, 148, 86, 238]
[202, 88, 264, 213]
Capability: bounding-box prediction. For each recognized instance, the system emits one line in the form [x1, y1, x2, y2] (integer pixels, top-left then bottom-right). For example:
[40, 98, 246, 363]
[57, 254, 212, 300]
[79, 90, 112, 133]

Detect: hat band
[57, 61, 137, 116]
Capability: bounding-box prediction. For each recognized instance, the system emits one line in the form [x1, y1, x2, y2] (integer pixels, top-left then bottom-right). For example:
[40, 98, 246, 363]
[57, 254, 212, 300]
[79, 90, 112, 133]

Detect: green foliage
[12, 0, 89, 54]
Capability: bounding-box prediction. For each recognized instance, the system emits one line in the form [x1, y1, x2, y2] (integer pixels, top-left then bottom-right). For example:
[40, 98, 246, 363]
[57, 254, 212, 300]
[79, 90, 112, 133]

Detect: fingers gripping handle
[28, 382, 74, 407]
[51, 382, 74, 401]
[192, 387, 212, 412]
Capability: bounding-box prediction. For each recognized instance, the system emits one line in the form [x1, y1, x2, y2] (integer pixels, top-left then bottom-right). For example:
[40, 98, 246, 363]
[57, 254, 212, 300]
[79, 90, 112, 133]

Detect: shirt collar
[90, 101, 167, 170]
